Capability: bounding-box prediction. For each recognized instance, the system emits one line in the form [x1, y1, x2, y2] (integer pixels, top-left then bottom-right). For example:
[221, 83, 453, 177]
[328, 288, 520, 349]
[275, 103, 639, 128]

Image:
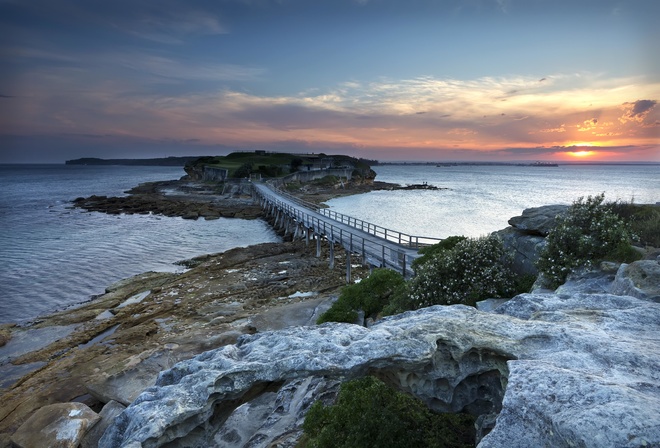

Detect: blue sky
[1, 0, 658, 163]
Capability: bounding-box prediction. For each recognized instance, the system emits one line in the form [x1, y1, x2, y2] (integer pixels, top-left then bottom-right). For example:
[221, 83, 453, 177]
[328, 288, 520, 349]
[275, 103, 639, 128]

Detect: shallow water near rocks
[0, 164, 280, 324]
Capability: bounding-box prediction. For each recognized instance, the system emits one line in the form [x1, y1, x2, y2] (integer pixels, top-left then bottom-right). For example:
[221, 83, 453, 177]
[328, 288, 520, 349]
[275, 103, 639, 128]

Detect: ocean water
[0, 165, 280, 324]
[325, 164, 660, 239]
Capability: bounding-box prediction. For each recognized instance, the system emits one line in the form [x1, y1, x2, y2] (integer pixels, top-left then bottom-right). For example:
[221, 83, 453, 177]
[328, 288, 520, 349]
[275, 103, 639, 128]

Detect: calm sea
[326, 164, 660, 239]
[0, 165, 279, 324]
[1, 163, 658, 324]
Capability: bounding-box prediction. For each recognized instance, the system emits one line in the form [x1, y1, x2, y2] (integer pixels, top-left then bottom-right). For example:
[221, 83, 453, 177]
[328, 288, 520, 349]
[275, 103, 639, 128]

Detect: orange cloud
[577, 118, 598, 131]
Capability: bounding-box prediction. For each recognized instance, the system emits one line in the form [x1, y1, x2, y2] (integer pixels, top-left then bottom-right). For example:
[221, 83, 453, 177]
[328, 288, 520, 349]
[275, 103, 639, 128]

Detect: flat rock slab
[249, 296, 335, 331]
[11, 402, 100, 448]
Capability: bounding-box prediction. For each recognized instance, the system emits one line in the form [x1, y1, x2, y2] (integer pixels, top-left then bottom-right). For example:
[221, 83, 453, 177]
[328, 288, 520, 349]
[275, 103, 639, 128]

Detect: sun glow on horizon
[569, 150, 596, 157]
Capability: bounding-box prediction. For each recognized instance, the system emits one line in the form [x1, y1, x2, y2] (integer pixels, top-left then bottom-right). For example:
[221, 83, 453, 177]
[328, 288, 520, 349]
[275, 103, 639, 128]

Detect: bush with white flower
[536, 193, 633, 288]
[406, 235, 515, 308]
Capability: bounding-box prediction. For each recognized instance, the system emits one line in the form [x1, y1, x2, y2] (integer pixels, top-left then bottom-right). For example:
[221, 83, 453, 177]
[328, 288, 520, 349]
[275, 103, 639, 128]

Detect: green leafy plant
[407, 235, 515, 308]
[298, 376, 475, 448]
[317, 269, 406, 324]
[536, 193, 634, 288]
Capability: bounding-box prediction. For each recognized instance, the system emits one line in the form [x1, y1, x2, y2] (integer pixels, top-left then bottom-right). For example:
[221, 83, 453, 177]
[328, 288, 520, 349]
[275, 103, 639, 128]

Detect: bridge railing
[318, 208, 442, 249]
[260, 182, 442, 249]
[253, 184, 417, 277]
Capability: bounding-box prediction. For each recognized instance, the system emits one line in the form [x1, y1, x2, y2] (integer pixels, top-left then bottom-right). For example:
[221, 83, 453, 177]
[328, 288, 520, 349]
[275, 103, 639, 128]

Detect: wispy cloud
[117, 55, 265, 82]
[113, 9, 229, 44]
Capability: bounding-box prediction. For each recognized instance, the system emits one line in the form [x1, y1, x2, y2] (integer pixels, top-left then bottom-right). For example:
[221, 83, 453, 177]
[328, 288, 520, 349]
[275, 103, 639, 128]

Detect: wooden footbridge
[252, 182, 442, 281]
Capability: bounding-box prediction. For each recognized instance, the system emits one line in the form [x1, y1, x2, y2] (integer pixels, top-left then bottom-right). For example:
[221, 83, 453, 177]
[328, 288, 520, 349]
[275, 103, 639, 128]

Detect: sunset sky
[1, 0, 658, 163]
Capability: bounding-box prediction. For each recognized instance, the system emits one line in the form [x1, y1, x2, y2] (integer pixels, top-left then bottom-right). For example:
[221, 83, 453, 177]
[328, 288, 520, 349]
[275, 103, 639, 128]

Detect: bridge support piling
[329, 242, 335, 269]
[346, 251, 351, 283]
[316, 233, 321, 258]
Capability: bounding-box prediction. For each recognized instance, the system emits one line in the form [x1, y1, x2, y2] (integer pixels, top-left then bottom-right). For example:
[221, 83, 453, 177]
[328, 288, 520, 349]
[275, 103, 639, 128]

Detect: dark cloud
[629, 99, 656, 116]
[620, 99, 657, 123]
[0, 94, 14, 98]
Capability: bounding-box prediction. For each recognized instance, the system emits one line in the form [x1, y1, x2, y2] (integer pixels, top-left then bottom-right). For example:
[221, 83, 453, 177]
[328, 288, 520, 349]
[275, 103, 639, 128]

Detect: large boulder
[100, 294, 660, 448]
[555, 263, 620, 295]
[610, 259, 660, 303]
[507, 204, 568, 236]
[493, 227, 546, 276]
[80, 400, 126, 448]
[11, 402, 100, 448]
[495, 205, 568, 276]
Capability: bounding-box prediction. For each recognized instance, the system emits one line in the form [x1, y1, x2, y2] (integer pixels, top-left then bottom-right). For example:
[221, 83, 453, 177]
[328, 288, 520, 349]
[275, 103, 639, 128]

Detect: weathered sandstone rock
[80, 400, 126, 448]
[507, 204, 568, 236]
[555, 265, 619, 295]
[493, 227, 546, 276]
[610, 259, 660, 302]
[101, 293, 660, 448]
[495, 205, 568, 276]
[11, 402, 100, 448]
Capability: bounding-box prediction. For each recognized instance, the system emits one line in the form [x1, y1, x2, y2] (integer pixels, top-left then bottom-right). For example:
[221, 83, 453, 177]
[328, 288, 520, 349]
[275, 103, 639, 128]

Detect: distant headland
[65, 157, 203, 166]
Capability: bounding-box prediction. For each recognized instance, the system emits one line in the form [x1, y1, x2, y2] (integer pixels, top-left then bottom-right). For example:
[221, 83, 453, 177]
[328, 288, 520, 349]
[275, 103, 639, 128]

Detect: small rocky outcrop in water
[100, 293, 660, 448]
[72, 180, 262, 220]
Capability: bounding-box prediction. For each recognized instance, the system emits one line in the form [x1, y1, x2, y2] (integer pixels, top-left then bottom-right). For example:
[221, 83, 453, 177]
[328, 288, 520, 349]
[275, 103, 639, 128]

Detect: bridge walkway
[252, 182, 442, 279]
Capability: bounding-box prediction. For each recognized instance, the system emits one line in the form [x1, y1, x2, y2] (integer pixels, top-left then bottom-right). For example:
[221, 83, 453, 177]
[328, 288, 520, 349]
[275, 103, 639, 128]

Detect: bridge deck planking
[253, 183, 423, 278]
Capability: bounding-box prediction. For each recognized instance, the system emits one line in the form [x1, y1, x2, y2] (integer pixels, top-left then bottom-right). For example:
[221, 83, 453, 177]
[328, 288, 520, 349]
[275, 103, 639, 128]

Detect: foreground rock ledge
[101, 293, 660, 448]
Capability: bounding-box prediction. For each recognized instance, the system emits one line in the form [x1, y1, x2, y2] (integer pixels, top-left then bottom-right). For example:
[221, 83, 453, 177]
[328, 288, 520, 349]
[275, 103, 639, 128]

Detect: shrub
[232, 162, 252, 178]
[316, 299, 358, 325]
[607, 201, 660, 248]
[312, 175, 340, 186]
[317, 269, 406, 324]
[407, 235, 515, 308]
[412, 236, 467, 272]
[536, 193, 633, 288]
[299, 376, 475, 448]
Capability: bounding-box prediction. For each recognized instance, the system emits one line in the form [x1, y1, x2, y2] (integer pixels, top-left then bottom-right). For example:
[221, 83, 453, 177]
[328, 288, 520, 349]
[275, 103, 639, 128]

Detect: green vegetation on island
[185, 151, 378, 179]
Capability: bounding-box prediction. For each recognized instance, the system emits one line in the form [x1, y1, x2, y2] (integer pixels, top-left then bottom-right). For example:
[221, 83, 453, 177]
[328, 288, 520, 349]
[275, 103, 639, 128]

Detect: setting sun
[569, 150, 596, 157]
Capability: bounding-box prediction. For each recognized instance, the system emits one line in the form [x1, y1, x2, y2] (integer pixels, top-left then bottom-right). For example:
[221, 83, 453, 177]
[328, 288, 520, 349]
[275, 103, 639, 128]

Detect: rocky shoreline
[0, 238, 373, 447]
